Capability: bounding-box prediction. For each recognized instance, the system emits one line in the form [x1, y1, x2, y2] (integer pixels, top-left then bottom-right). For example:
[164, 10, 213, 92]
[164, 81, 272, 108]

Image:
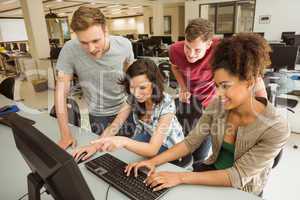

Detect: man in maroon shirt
[169, 18, 217, 162]
[169, 18, 267, 163]
[170, 18, 217, 108]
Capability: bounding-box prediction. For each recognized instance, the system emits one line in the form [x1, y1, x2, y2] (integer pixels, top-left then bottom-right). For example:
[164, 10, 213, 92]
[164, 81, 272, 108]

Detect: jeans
[132, 132, 168, 154]
[89, 112, 135, 137]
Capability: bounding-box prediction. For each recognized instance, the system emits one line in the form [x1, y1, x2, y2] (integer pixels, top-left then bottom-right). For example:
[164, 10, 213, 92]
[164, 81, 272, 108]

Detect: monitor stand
[27, 173, 44, 200]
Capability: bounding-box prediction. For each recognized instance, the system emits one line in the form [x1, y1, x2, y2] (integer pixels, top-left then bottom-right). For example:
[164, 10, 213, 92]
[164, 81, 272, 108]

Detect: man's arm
[55, 71, 75, 149]
[171, 64, 191, 103]
[171, 64, 187, 90]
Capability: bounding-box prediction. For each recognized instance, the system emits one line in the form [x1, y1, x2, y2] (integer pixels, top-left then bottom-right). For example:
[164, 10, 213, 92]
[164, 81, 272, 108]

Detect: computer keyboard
[85, 153, 169, 200]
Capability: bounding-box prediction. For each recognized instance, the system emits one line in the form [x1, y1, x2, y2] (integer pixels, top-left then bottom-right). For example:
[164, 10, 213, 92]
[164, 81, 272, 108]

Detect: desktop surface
[0, 95, 261, 200]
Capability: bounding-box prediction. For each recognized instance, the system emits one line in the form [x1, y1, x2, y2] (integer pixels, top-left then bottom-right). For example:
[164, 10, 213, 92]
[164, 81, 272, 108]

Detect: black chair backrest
[272, 149, 283, 168]
[50, 98, 81, 127]
[50, 45, 62, 60]
[174, 97, 202, 137]
[0, 77, 15, 100]
[12, 43, 19, 50]
[157, 62, 170, 80]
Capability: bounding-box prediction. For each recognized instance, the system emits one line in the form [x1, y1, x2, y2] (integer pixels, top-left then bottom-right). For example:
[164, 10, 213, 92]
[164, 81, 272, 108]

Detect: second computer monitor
[270, 45, 299, 71]
[253, 32, 265, 37]
[138, 34, 149, 40]
[161, 36, 172, 45]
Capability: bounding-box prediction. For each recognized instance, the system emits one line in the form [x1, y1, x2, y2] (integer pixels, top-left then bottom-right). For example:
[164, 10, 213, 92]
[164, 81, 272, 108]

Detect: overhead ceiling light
[111, 8, 121, 12]
[56, 0, 63, 2]
[107, 5, 120, 9]
[1, 0, 17, 4]
[130, 6, 142, 9]
[111, 11, 122, 14]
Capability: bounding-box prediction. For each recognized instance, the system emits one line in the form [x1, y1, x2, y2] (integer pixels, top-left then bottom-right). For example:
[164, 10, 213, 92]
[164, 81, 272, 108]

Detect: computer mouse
[75, 151, 88, 164]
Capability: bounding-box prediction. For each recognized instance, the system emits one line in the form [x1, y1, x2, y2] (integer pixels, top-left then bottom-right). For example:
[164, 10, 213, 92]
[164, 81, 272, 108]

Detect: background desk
[0, 95, 260, 200]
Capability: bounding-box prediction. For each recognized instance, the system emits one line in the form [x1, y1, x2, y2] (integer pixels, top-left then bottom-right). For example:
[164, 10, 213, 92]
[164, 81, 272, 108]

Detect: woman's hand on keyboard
[125, 160, 156, 178]
[145, 171, 182, 191]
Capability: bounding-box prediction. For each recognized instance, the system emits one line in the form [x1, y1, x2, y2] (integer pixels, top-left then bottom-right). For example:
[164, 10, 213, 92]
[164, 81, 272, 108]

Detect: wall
[178, 6, 185, 36]
[254, 0, 300, 41]
[108, 16, 144, 36]
[0, 18, 28, 42]
[143, 5, 185, 42]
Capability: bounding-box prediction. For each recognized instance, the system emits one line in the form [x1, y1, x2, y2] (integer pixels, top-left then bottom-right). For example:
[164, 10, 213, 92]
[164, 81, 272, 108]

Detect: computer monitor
[253, 32, 265, 37]
[132, 41, 144, 58]
[281, 32, 295, 45]
[223, 33, 234, 38]
[138, 34, 149, 40]
[9, 113, 94, 200]
[125, 34, 134, 40]
[149, 36, 163, 45]
[178, 36, 185, 41]
[161, 36, 172, 45]
[270, 45, 299, 71]
[293, 35, 300, 47]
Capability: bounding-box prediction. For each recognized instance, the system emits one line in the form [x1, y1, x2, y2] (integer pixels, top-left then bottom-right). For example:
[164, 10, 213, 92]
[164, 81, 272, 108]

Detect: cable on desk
[17, 189, 47, 200]
[105, 185, 111, 200]
[17, 193, 28, 200]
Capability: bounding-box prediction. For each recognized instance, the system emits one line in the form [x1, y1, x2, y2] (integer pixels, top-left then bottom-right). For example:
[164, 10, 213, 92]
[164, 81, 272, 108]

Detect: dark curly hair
[119, 59, 165, 116]
[211, 33, 271, 81]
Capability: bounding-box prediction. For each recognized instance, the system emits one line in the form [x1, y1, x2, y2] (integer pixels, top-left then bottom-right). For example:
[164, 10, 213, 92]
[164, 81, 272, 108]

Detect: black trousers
[175, 96, 212, 162]
[89, 112, 135, 137]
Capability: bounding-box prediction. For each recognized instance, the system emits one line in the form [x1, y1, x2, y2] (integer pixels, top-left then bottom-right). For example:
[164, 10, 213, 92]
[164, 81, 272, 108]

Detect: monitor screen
[281, 32, 296, 45]
[223, 33, 234, 38]
[161, 36, 172, 45]
[294, 35, 300, 47]
[8, 113, 94, 200]
[138, 34, 149, 40]
[253, 32, 265, 37]
[270, 45, 298, 71]
[126, 34, 134, 40]
[178, 36, 185, 41]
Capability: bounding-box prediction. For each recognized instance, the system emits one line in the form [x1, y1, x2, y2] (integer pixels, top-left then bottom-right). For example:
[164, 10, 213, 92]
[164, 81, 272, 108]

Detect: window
[199, 0, 256, 34]
[149, 16, 172, 35]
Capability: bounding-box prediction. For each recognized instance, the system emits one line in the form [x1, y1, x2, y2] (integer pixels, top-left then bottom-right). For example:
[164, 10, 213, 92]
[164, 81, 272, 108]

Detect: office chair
[70, 73, 83, 99]
[12, 43, 19, 51]
[158, 62, 178, 89]
[19, 43, 27, 52]
[0, 77, 15, 100]
[50, 98, 81, 127]
[264, 78, 285, 168]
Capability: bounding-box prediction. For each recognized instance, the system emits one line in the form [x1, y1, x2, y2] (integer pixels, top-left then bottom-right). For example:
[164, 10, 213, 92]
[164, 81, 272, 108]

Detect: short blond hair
[71, 6, 106, 32]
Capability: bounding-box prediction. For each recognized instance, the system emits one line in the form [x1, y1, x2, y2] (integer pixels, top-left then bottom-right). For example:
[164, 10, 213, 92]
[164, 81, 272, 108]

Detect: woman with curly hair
[125, 33, 290, 196]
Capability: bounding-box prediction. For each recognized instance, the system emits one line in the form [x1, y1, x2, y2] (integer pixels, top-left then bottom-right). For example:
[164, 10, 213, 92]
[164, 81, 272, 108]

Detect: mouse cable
[105, 184, 111, 200]
[17, 189, 47, 200]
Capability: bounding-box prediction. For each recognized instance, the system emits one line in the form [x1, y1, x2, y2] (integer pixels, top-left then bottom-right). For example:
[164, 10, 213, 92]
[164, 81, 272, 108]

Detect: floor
[2, 76, 300, 200]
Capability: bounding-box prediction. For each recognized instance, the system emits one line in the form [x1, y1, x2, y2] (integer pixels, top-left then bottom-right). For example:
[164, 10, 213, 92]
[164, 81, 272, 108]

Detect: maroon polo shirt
[169, 38, 220, 107]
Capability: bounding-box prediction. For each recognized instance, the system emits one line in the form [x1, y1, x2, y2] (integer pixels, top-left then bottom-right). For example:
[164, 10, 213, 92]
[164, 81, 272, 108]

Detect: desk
[0, 95, 260, 200]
